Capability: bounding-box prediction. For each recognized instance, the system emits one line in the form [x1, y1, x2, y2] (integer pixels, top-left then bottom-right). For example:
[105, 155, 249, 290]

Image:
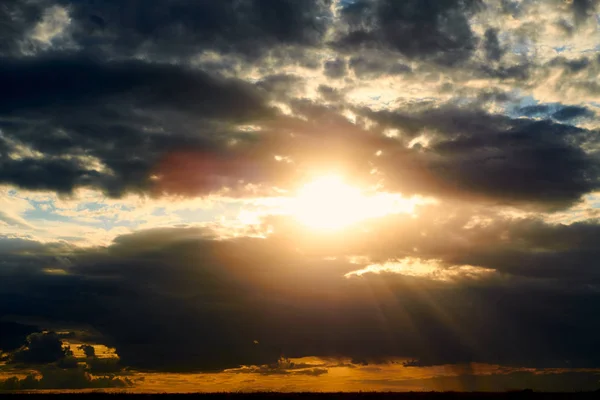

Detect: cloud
[0, 54, 275, 197]
[323, 59, 347, 79]
[0, 4, 598, 210]
[518, 103, 594, 121]
[483, 28, 504, 62]
[2, 216, 600, 371]
[348, 54, 412, 79]
[9, 332, 71, 364]
[571, 0, 599, 26]
[552, 105, 594, 121]
[334, 0, 482, 65]
[77, 344, 95, 358]
[57, 0, 333, 60]
[0, 0, 46, 56]
[0, 322, 39, 353]
[362, 105, 600, 208]
[360, 370, 600, 392]
[228, 357, 328, 376]
[0, 367, 131, 391]
[2, 0, 600, 385]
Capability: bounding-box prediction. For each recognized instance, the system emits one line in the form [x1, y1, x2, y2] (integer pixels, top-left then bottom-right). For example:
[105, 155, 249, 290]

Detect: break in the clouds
[2, 0, 600, 392]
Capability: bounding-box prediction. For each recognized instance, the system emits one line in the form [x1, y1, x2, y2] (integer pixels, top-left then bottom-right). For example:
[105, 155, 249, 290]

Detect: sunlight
[290, 175, 411, 231]
[344, 258, 494, 282]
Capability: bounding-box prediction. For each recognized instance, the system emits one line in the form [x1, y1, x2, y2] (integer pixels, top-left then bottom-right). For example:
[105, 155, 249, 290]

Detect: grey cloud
[273, 202, 600, 285]
[500, 0, 522, 16]
[363, 106, 600, 208]
[571, 0, 599, 25]
[0, 321, 39, 353]
[335, 0, 483, 65]
[0, 3, 595, 208]
[317, 85, 344, 102]
[9, 332, 70, 364]
[0, 54, 270, 120]
[323, 58, 347, 79]
[478, 62, 530, 80]
[519, 104, 551, 117]
[483, 28, 504, 62]
[256, 74, 306, 100]
[2, 0, 600, 380]
[549, 55, 593, 74]
[58, 0, 333, 60]
[348, 55, 412, 79]
[0, 54, 276, 197]
[552, 105, 594, 121]
[518, 103, 594, 121]
[541, 55, 600, 98]
[0, 0, 46, 56]
[1, 221, 600, 371]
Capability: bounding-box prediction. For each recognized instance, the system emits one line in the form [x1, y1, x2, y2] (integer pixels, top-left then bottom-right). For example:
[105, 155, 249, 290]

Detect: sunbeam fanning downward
[290, 175, 417, 231]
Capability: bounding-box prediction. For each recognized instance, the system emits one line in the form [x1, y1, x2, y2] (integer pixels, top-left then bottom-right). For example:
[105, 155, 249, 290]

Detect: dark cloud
[363, 106, 600, 208]
[478, 62, 530, 81]
[548, 55, 593, 74]
[0, 0, 46, 56]
[0, 367, 131, 390]
[540, 55, 600, 99]
[0, 9, 595, 208]
[317, 85, 344, 102]
[571, 0, 599, 25]
[78, 344, 95, 358]
[59, 0, 332, 59]
[500, 0, 522, 16]
[0, 54, 276, 197]
[348, 55, 412, 79]
[0, 53, 597, 207]
[552, 105, 594, 121]
[1, 219, 600, 371]
[362, 370, 600, 392]
[86, 357, 123, 374]
[323, 58, 347, 79]
[483, 28, 503, 62]
[519, 104, 551, 117]
[0, 55, 270, 119]
[2, 0, 600, 385]
[256, 74, 306, 100]
[518, 104, 594, 121]
[0, 321, 39, 352]
[335, 0, 482, 65]
[9, 332, 71, 364]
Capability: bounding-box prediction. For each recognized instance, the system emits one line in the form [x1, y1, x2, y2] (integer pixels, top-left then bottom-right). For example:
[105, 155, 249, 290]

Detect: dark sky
[1, 0, 600, 392]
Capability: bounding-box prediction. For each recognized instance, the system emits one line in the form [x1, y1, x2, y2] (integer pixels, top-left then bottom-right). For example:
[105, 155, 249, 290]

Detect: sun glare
[290, 175, 411, 231]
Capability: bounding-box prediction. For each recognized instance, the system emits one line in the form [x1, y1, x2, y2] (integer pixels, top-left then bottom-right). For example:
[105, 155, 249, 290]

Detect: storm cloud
[2, 208, 600, 372]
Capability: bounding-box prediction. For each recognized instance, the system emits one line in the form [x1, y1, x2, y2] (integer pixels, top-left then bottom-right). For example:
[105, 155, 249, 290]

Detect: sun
[290, 175, 377, 231]
[235, 174, 433, 233]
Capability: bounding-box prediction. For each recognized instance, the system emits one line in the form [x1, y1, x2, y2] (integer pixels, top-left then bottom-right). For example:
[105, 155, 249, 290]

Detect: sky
[1, 0, 600, 393]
